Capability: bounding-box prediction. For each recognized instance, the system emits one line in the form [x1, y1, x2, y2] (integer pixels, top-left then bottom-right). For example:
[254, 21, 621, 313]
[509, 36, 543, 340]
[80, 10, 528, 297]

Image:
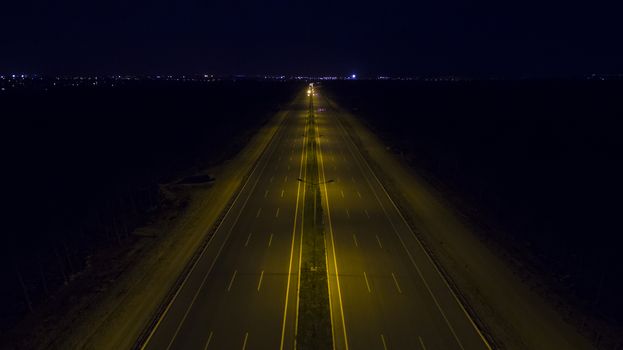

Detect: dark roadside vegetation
[0, 80, 298, 340]
[324, 79, 623, 348]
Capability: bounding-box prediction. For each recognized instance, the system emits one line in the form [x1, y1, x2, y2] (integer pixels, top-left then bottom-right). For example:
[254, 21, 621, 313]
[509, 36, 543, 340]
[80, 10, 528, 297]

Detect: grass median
[296, 95, 332, 350]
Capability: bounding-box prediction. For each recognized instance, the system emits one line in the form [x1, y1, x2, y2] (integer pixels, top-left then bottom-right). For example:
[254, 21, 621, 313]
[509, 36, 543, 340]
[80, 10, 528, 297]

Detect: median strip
[296, 89, 333, 349]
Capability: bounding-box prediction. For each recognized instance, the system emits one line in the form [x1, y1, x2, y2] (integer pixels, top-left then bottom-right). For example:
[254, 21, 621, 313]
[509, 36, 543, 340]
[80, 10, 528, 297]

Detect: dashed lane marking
[241, 332, 249, 350]
[391, 272, 403, 294]
[419, 336, 427, 350]
[202, 331, 213, 350]
[257, 270, 265, 291]
[363, 271, 371, 293]
[381, 334, 388, 350]
[227, 270, 237, 292]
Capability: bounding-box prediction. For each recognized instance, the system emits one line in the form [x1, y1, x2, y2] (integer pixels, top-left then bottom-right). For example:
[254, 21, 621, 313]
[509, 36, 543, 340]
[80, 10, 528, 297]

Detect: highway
[139, 86, 492, 349]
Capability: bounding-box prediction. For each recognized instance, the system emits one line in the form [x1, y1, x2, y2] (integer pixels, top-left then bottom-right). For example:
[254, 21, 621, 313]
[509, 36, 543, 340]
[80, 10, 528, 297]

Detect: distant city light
[351, 74, 356, 79]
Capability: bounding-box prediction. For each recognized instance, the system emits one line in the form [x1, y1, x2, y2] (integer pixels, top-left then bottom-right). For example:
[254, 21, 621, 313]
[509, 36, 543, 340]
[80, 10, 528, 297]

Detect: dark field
[324, 80, 623, 328]
[0, 80, 299, 332]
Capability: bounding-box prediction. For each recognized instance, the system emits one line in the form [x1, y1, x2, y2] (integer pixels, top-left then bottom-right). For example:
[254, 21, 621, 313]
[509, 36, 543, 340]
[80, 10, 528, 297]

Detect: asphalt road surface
[140, 87, 492, 350]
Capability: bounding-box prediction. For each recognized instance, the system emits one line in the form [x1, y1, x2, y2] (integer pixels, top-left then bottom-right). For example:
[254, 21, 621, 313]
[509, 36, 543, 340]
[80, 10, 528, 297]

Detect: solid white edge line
[335, 111, 466, 350]
[317, 102, 350, 350]
[140, 109, 288, 350]
[279, 93, 309, 350]
[292, 105, 310, 350]
[330, 96, 491, 350]
[294, 91, 316, 349]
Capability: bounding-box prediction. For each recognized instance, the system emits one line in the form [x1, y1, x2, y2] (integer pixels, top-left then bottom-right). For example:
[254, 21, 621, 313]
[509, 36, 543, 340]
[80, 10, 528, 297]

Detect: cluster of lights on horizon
[2, 73, 620, 93]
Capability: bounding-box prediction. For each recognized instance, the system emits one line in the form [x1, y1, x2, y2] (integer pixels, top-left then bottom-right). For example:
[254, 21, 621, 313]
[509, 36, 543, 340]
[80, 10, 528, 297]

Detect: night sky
[1, 0, 622, 76]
